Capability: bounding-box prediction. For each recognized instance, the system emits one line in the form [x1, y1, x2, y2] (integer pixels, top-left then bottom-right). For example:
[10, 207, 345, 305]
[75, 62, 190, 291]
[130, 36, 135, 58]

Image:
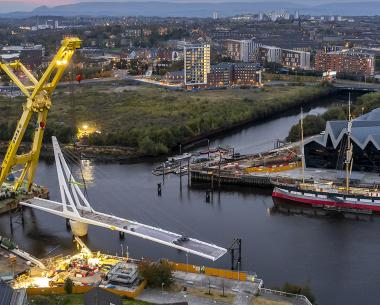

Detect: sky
[7, 0, 380, 4]
[2, 0, 380, 14]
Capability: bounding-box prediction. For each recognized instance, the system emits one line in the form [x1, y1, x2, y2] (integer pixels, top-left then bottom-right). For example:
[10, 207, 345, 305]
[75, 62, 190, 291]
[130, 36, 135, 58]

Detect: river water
[0, 97, 378, 305]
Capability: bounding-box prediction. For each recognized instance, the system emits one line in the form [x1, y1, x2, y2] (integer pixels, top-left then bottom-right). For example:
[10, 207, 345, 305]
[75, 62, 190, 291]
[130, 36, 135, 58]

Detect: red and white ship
[272, 96, 380, 214]
[272, 183, 380, 213]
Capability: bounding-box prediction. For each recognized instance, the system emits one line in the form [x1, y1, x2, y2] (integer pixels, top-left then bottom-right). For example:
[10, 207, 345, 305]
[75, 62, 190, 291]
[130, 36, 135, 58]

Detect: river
[0, 95, 378, 305]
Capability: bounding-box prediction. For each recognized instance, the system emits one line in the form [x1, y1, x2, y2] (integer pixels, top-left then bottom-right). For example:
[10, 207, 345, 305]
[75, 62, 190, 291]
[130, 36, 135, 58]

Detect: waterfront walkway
[139, 270, 260, 305]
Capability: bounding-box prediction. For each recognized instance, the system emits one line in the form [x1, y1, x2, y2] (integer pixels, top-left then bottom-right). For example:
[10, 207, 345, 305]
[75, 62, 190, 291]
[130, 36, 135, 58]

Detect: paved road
[138, 270, 260, 305]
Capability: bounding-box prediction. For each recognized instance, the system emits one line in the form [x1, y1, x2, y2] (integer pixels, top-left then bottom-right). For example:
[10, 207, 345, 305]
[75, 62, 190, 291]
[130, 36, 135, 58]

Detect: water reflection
[78, 159, 95, 185]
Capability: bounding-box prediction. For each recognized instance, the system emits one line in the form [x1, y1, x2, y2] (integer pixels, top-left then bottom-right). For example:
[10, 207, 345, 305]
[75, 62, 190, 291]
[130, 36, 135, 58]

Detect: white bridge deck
[21, 197, 226, 261]
[19, 137, 227, 261]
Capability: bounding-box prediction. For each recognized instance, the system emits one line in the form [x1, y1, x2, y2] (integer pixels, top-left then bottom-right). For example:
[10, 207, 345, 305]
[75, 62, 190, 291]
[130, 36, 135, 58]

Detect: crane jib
[0, 37, 82, 192]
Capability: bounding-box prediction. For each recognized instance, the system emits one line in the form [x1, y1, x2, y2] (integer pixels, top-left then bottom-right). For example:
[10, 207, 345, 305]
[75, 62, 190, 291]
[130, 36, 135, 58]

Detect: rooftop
[305, 107, 380, 150]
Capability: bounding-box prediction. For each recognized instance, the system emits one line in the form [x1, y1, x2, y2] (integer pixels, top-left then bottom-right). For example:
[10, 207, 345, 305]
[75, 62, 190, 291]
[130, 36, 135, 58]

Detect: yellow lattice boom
[0, 37, 81, 191]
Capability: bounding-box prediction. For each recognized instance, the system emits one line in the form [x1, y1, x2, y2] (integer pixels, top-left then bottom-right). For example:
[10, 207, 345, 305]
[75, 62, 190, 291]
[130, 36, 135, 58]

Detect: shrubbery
[281, 282, 316, 304]
[0, 84, 335, 156]
[287, 91, 380, 142]
[138, 260, 173, 288]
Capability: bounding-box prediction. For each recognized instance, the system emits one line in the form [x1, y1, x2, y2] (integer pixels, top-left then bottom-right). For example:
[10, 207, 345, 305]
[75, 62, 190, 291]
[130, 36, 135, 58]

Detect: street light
[186, 252, 189, 273]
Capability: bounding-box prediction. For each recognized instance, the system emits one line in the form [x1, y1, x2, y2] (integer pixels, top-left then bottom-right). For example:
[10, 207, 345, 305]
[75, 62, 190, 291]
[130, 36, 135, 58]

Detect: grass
[28, 294, 153, 305]
[262, 72, 320, 83]
[0, 82, 334, 155]
[29, 294, 84, 305]
[123, 300, 154, 305]
[252, 296, 293, 305]
[187, 286, 235, 303]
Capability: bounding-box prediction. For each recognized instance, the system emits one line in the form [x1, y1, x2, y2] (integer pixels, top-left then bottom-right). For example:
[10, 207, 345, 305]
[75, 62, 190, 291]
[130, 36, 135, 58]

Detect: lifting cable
[61, 147, 204, 240]
[67, 59, 89, 211]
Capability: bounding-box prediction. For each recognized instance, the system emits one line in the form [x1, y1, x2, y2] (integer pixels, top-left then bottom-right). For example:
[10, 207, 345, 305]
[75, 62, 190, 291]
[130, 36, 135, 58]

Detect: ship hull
[272, 186, 380, 213]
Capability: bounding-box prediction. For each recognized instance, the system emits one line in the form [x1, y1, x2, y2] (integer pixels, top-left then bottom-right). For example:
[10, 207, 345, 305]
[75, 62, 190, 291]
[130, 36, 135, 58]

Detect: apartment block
[281, 49, 311, 70]
[315, 50, 375, 76]
[207, 62, 262, 87]
[258, 46, 282, 65]
[224, 39, 262, 62]
[184, 43, 211, 87]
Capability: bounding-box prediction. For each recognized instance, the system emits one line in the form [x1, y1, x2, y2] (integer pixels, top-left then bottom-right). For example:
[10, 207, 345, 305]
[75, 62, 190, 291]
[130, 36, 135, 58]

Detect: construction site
[0, 36, 321, 305]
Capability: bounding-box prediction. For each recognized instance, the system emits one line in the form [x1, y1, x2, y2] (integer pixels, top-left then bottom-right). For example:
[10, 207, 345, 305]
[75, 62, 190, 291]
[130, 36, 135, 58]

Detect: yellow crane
[0, 37, 81, 192]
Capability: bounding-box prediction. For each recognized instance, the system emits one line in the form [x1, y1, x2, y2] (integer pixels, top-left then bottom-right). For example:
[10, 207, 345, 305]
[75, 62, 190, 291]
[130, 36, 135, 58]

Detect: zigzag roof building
[304, 108, 380, 173]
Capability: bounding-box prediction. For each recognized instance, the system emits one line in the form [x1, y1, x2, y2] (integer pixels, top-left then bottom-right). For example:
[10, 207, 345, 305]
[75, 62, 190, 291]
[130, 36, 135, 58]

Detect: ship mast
[300, 107, 305, 183]
[345, 92, 353, 193]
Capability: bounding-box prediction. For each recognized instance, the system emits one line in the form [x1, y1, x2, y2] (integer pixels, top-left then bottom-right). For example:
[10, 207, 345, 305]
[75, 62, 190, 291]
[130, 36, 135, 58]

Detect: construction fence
[26, 280, 147, 298]
[169, 261, 248, 281]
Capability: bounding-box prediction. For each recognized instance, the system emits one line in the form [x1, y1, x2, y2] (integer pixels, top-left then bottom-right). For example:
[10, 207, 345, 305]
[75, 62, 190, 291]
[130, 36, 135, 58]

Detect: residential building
[207, 62, 262, 87]
[315, 50, 375, 76]
[233, 62, 262, 85]
[281, 49, 311, 70]
[124, 29, 142, 37]
[163, 70, 184, 83]
[224, 39, 261, 62]
[0, 44, 44, 67]
[184, 43, 211, 87]
[207, 62, 233, 87]
[258, 45, 282, 65]
[0, 283, 28, 305]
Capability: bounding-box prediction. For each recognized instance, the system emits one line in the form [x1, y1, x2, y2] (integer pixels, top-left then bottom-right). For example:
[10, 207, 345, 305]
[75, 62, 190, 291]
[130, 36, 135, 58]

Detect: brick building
[315, 50, 375, 76]
[207, 62, 261, 87]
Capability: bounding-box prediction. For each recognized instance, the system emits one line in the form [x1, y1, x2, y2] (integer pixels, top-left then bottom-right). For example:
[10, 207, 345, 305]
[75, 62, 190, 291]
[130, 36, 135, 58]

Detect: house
[84, 287, 122, 305]
[0, 282, 28, 305]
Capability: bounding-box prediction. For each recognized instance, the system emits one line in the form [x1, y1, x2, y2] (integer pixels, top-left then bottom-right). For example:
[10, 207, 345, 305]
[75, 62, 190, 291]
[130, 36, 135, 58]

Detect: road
[138, 271, 260, 305]
[1, 70, 379, 93]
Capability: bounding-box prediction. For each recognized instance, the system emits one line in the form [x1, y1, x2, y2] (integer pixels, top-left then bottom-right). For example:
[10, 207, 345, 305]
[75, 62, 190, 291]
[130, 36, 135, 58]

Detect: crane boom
[0, 37, 81, 192]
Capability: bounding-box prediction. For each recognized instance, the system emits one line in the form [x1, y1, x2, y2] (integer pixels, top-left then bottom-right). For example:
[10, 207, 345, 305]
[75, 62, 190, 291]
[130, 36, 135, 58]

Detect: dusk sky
[7, 0, 380, 5]
[2, 0, 379, 14]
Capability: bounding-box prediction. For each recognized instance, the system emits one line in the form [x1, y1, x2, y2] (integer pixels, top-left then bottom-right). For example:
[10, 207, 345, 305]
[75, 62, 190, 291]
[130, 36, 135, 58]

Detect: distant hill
[312, 2, 380, 16]
[1, 1, 380, 18]
[0, 1, 38, 14]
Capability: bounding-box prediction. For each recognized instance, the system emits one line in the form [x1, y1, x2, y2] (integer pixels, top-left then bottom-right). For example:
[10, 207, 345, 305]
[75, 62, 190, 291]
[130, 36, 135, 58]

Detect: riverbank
[287, 90, 380, 142]
[0, 83, 336, 160]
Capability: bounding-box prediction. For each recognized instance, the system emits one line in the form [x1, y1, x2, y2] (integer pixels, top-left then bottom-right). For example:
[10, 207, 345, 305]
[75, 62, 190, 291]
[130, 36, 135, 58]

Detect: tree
[282, 282, 316, 304]
[64, 278, 73, 294]
[138, 260, 174, 288]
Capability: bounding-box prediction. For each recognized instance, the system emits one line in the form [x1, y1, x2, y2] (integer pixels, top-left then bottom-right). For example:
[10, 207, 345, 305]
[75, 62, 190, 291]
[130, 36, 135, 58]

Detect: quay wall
[191, 170, 273, 188]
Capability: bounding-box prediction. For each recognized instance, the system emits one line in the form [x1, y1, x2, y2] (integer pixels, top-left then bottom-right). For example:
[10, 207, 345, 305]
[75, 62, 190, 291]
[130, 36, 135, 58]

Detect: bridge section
[20, 137, 227, 261]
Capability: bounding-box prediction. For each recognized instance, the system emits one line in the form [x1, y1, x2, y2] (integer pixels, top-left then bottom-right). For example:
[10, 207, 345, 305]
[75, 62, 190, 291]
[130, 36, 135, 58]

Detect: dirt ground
[252, 296, 293, 305]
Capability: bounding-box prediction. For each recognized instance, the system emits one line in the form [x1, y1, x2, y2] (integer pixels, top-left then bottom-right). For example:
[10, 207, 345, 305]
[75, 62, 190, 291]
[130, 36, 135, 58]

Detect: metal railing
[259, 287, 313, 305]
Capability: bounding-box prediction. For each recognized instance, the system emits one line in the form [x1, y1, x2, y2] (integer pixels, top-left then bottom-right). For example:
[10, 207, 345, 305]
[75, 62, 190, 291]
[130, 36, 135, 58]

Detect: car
[172, 236, 190, 245]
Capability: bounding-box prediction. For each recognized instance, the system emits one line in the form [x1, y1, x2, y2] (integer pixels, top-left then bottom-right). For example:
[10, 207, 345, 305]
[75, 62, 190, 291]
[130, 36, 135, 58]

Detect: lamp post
[186, 252, 189, 273]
